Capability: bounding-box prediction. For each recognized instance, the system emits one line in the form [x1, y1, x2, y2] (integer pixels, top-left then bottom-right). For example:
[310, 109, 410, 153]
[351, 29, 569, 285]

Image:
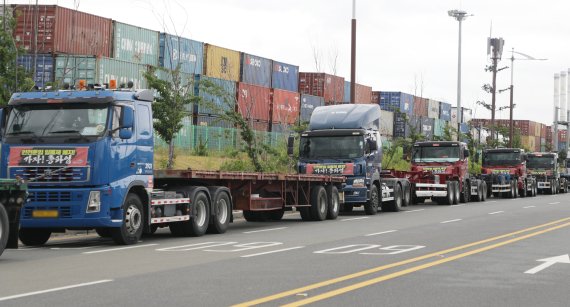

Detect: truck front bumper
[342, 186, 368, 204]
[414, 183, 447, 198]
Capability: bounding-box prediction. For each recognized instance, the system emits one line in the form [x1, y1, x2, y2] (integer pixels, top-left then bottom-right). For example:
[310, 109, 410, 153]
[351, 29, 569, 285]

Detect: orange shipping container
[13, 5, 112, 56]
[354, 83, 372, 104]
[204, 44, 241, 81]
[236, 83, 271, 122]
[271, 89, 300, 124]
[298, 72, 344, 104]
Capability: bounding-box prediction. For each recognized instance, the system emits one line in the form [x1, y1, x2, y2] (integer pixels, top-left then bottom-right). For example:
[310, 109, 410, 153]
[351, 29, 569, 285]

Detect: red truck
[479, 148, 537, 198]
[388, 141, 487, 205]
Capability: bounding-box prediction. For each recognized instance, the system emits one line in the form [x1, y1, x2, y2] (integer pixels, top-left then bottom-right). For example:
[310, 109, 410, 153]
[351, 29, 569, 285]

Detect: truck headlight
[87, 191, 101, 213]
[352, 179, 365, 188]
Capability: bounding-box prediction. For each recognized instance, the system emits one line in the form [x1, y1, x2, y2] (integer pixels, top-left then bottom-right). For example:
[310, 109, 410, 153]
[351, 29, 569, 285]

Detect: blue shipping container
[194, 75, 236, 115]
[421, 117, 434, 140]
[17, 54, 54, 88]
[300, 94, 325, 122]
[460, 122, 469, 134]
[394, 113, 416, 138]
[159, 33, 204, 74]
[440, 102, 452, 121]
[240, 53, 272, 88]
[271, 60, 298, 92]
[379, 92, 414, 115]
[343, 81, 351, 103]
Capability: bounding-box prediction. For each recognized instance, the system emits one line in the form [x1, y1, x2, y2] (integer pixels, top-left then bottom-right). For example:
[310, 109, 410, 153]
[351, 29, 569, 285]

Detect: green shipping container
[113, 21, 159, 66]
[55, 55, 96, 87]
[97, 57, 149, 89]
[434, 118, 448, 138]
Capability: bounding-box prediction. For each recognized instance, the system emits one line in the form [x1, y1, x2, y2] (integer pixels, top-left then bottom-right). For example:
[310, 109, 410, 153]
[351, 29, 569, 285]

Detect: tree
[143, 66, 196, 169]
[0, 13, 34, 104]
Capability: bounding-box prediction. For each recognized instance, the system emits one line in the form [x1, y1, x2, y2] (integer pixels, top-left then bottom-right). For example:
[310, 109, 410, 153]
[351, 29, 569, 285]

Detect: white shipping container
[427, 99, 440, 119]
[380, 110, 394, 136]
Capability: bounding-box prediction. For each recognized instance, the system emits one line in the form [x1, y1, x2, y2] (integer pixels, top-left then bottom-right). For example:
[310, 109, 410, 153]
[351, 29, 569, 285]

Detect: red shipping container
[236, 83, 271, 122]
[354, 83, 372, 104]
[271, 89, 300, 124]
[558, 130, 567, 142]
[413, 97, 428, 117]
[248, 120, 269, 132]
[298, 72, 344, 104]
[13, 5, 112, 57]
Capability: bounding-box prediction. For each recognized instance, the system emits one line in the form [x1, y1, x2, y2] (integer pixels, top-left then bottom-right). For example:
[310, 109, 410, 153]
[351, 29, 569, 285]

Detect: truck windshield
[412, 146, 460, 162]
[300, 135, 364, 159]
[483, 152, 521, 166]
[527, 156, 555, 169]
[4, 104, 109, 143]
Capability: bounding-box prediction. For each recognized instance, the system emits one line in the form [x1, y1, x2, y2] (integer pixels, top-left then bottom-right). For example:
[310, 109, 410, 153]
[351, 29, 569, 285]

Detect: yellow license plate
[32, 210, 59, 218]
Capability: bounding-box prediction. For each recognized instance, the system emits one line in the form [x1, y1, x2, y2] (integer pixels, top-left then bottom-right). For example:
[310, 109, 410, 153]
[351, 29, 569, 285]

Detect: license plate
[32, 210, 59, 218]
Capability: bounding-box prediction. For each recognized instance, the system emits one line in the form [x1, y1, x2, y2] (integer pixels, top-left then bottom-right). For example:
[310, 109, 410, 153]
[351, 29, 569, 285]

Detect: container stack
[270, 61, 300, 133]
[298, 73, 344, 105]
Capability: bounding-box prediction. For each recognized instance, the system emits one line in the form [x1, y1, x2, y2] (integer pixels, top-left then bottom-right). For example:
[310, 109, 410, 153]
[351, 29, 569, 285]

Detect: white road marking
[487, 201, 497, 203]
[0, 280, 113, 302]
[440, 219, 462, 224]
[488, 211, 504, 215]
[82, 244, 158, 254]
[523, 206, 536, 209]
[548, 202, 560, 205]
[50, 247, 94, 250]
[243, 227, 288, 234]
[451, 204, 467, 207]
[341, 217, 370, 222]
[241, 246, 305, 258]
[510, 198, 517, 201]
[404, 209, 425, 213]
[365, 230, 398, 237]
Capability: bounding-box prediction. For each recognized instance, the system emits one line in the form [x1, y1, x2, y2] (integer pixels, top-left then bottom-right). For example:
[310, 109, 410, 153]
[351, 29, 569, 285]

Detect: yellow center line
[232, 217, 570, 307]
[285, 221, 570, 306]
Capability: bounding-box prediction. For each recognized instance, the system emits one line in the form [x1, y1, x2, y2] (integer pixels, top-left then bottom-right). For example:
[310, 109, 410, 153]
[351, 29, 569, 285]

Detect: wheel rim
[195, 200, 207, 227]
[216, 198, 228, 224]
[332, 193, 339, 213]
[125, 204, 142, 235]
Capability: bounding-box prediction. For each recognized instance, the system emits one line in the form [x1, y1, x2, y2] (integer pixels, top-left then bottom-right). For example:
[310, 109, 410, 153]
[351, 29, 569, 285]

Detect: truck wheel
[514, 181, 519, 198]
[533, 182, 538, 196]
[441, 182, 454, 205]
[519, 180, 527, 198]
[326, 186, 340, 220]
[111, 193, 144, 245]
[299, 207, 312, 221]
[384, 184, 402, 212]
[19, 228, 52, 246]
[460, 180, 470, 203]
[181, 191, 210, 236]
[472, 182, 483, 202]
[564, 181, 568, 193]
[0, 204, 9, 256]
[402, 185, 411, 207]
[453, 181, 460, 204]
[310, 185, 328, 221]
[207, 192, 231, 234]
[268, 209, 285, 221]
[481, 182, 487, 201]
[364, 184, 380, 214]
[95, 228, 112, 238]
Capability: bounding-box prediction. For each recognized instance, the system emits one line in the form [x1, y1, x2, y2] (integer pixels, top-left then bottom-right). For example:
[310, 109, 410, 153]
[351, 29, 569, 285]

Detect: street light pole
[448, 9, 471, 140]
[507, 48, 547, 147]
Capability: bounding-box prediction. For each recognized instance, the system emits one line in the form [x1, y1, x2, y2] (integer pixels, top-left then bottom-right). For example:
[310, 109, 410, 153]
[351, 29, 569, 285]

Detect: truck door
[135, 102, 153, 176]
[109, 105, 138, 183]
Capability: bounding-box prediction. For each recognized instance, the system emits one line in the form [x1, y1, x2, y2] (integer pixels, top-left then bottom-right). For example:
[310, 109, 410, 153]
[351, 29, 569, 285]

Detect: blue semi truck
[1, 88, 345, 246]
[291, 104, 410, 215]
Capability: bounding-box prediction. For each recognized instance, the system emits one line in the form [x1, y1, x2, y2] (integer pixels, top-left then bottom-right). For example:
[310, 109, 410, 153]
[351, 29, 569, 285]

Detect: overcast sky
[13, 0, 568, 125]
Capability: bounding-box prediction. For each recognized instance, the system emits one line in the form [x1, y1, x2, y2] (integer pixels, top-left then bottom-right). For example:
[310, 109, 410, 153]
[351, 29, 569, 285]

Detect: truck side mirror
[287, 135, 295, 156]
[464, 149, 470, 159]
[368, 139, 378, 151]
[119, 107, 134, 139]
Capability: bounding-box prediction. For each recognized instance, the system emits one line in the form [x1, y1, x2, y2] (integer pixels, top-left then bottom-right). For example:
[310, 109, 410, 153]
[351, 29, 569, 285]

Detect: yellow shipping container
[204, 44, 241, 82]
[521, 135, 536, 151]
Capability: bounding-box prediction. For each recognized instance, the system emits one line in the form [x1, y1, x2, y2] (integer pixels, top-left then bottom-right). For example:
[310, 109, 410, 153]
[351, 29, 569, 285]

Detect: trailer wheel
[207, 192, 231, 234]
[299, 207, 312, 221]
[19, 228, 52, 246]
[326, 186, 340, 220]
[453, 181, 460, 204]
[95, 228, 112, 238]
[402, 185, 411, 207]
[311, 185, 328, 221]
[170, 191, 210, 236]
[460, 180, 470, 203]
[481, 181, 487, 201]
[364, 184, 380, 215]
[0, 204, 9, 256]
[384, 184, 402, 212]
[111, 193, 144, 245]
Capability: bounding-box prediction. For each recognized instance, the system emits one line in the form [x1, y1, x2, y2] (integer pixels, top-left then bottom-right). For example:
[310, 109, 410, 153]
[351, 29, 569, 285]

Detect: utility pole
[350, 0, 356, 104]
[32, 0, 39, 85]
[488, 37, 504, 142]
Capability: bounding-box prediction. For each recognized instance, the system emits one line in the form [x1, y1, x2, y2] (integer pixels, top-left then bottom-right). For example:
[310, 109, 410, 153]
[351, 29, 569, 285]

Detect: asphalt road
[1, 192, 569, 307]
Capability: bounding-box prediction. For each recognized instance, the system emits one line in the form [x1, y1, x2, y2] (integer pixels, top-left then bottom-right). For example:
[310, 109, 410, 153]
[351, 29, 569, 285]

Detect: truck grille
[23, 206, 72, 218]
[28, 191, 72, 202]
[9, 167, 89, 183]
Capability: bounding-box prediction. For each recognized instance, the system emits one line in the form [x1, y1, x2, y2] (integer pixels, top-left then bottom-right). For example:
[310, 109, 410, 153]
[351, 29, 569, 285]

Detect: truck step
[150, 198, 190, 206]
[151, 215, 190, 224]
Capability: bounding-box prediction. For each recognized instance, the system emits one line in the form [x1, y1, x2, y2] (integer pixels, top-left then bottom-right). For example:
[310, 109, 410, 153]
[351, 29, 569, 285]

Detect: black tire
[299, 207, 312, 221]
[441, 181, 454, 205]
[0, 204, 9, 256]
[364, 184, 380, 215]
[207, 192, 231, 234]
[402, 185, 411, 207]
[341, 204, 354, 212]
[143, 225, 158, 237]
[514, 181, 519, 198]
[486, 182, 492, 199]
[310, 185, 328, 221]
[95, 228, 112, 238]
[481, 181, 487, 201]
[171, 191, 210, 237]
[564, 181, 568, 193]
[267, 209, 285, 221]
[111, 193, 144, 245]
[472, 182, 483, 202]
[384, 184, 402, 212]
[460, 180, 470, 203]
[19, 228, 52, 246]
[519, 180, 527, 198]
[326, 186, 340, 220]
[453, 181, 460, 204]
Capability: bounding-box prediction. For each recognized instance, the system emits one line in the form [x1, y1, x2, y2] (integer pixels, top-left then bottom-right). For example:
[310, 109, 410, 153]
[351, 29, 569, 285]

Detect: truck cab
[527, 152, 567, 194]
[480, 148, 536, 198]
[296, 104, 407, 214]
[1, 89, 154, 245]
